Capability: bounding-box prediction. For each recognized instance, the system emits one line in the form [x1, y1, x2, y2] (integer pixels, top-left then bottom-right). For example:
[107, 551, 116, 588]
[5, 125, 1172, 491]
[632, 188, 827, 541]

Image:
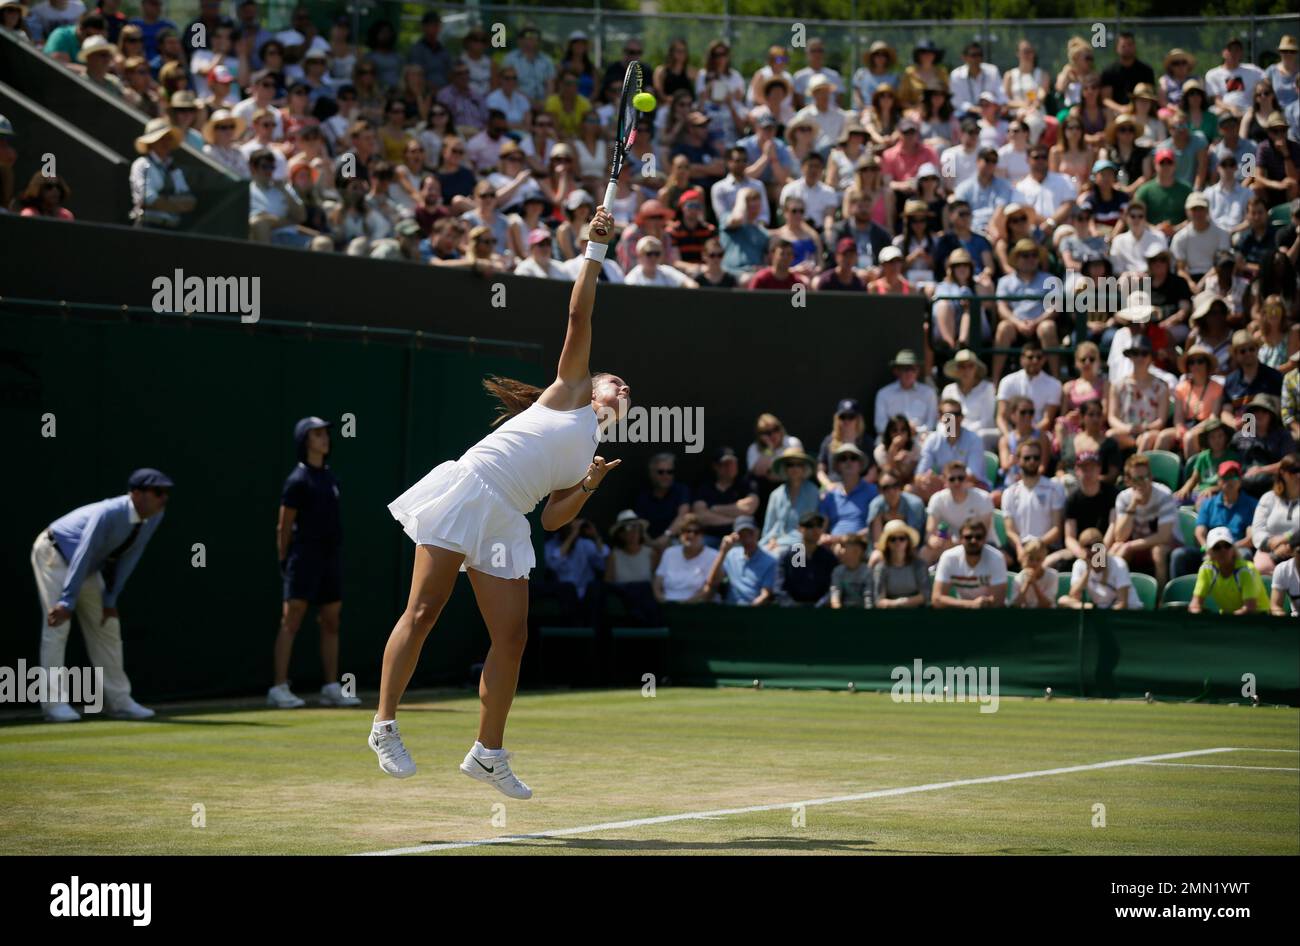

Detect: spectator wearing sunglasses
[1111, 453, 1178, 587]
[666, 189, 717, 277]
[915, 397, 987, 501]
[924, 461, 995, 564]
[512, 227, 566, 279]
[624, 235, 697, 287]
[652, 514, 717, 604]
[1107, 199, 1168, 275]
[1221, 330, 1283, 424]
[1001, 440, 1066, 564]
[1171, 461, 1258, 578]
[1189, 526, 1269, 614]
[872, 519, 930, 608]
[774, 513, 837, 607]
[634, 453, 692, 550]
[932, 517, 1006, 609]
[695, 237, 738, 288]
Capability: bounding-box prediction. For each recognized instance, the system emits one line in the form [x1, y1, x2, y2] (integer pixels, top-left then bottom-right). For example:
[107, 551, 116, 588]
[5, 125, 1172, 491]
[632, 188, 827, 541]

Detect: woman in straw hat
[759, 447, 819, 554]
[940, 347, 998, 451]
[872, 519, 928, 609]
[899, 38, 947, 109]
[1124, 82, 1165, 147]
[1173, 343, 1226, 457]
[927, 248, 983, 353]
[852, 40, 898, 111]
[1158, 49, 1196, 110]
[863, 83, 901, 149]
[0, 1, 33, 42]
[895, 197, 938, 288]
[1266, 36, 1298, 112]
[1107, 334, 1171, 454]
[1098, 113, 1151, 194]
[120, 55, 161, 119]
[1174, 417, 1238, 505]
[605, 510, 657, 587]
[202, 108, 249, 179]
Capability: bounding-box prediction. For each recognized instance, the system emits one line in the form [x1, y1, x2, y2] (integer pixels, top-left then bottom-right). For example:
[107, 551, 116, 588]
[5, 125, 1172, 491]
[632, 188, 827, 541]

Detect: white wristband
[584, 241, 608, 263]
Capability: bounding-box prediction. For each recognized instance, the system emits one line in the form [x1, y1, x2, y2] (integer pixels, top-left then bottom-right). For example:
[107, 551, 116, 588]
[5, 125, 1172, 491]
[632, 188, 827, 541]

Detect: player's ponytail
[483, 376, 544, 426]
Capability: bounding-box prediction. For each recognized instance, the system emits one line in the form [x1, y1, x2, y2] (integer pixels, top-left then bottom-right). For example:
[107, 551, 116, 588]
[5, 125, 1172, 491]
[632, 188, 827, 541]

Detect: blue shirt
[281, 462, 342, 550]
[818, 479, 879, 536]
[918, 427, 986, 482]
[128, 17, 178, 61]
[866, 491, 927, 534]
[1196, 491, 1258, 542]
[737, 133, 798, 183]
[760, 480, 821, 549]
[48, 495, 164, 610]
[996, 270, 1051, 321]
[544, 535, 607, 599]
[954, 175, 1017, 234]
[721, 544, 777, 605]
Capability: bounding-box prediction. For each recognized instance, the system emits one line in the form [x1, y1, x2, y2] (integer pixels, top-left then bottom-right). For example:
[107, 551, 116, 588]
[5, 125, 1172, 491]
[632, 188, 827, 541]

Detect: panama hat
[1116, 289, 1157, 324]
[1190, 291, 1229, 324]
[609, 509, 650, 540]
[0, 1, 30, 16]
[203, 108, 246, 143]
[866, 40, 897, 69]
[943, 348, 987, 380]
[1278, 36, 1298, 54]
[771, 447, 816, 479]
[135, 116, 182, 154]
[1163, 48, 1196, 72]
[77, 35, 119, 62]
[876, 518, 920, 555]
[1196, 416, 1228, 450]
[890, 348, 920, 367]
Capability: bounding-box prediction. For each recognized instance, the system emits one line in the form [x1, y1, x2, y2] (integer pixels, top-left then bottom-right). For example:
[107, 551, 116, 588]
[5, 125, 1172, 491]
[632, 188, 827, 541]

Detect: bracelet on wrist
[581, 479, 597, 493]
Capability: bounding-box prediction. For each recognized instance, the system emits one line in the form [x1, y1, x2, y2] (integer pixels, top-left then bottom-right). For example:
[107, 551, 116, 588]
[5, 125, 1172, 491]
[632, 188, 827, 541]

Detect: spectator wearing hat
[692, 447, 759, 549]
[1169, 347, 1227, 461]
[941, 348, 998, 450]
[77, 33, 121, 96]
[1135, 147, 1192, 233]
[1205, 37, 1265, 116]
[1203, 151, 1252, 233]
[793, 37, 843, 106]
[875, 348, 937, 439]
[633, 453, 692, 551]
[992, 238, 1057, 380]
[852, 41, 899, 110]
[1235, 395, 1296, 497]
[666, 189, 717, 276]
[997, 336, 1062, 435]
[760, 447, 820, 554]
[747, 45, 795, 112]
[1189, 526, 1270, 614]
[671, 110, 726, 191]
[894, 198, 939, 285]
[1014, 143, 1077, 228]
[1108, 198, 1168, 274]
[1266, 36, 1298, 112]
[513, 227, 566, 279]
[201, 63, 241, 112]
[916, 396, 988, 500]
[932, 516, 1005, 609]
[1106, 333, 1170, 454]
[1170, 191, 1229, 285]
[928, 249, 985, 352]
[818, 443, 877, 545]
[1059, 527, 1140, 610]
[1186, 292, 1234, 372]
[814, 237, 867, 291]
[604, 510, 661, 624]
[747, 414, 804, 490]
[1269, 529, 1300, 615]
[826, 121, 873, 192]
[1098, 114, 1152, 196]
[1255, 111, 1300, 206]
[1171, 460, 1258, 578]
[267, 417, 358, 709]
[816, 399, 869, 488]
[705, 516, 776, 607]
[32, 468, 173, 722]
[974, 90, 1009, 149]
[772, 512, 837, 606]
[1112, 452, 1179, 586]
[1210, 107, 1258, 173]
[869, 245, 912, 293]
[827, 534, 873, 608]
[882, 116, 940, 199]
[129, 115, 192, 227]
[789, 73, 850, 154]
[899, 38, 948, 109]
[954, 146, 1016, 235]
[165, 89, 204, 151]
[1177, 416, 1240, 504]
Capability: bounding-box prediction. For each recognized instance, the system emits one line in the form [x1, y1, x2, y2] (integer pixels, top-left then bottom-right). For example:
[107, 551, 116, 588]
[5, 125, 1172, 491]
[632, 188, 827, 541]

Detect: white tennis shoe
[43, 702, 81, 723]
[267, 683, 305, 708]
[320, 682, 361, 707]
[369, 721, 416, 778]
[459, 742, 533, 799]
[108, 698, 155, 720]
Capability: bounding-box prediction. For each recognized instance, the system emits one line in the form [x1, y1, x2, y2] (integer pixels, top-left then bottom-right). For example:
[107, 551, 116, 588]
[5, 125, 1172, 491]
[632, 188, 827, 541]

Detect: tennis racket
[597, 59, 647, 232]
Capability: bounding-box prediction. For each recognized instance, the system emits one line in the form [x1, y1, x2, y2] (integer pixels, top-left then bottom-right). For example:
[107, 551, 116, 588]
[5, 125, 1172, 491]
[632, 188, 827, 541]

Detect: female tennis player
[369, 206, 627, 799]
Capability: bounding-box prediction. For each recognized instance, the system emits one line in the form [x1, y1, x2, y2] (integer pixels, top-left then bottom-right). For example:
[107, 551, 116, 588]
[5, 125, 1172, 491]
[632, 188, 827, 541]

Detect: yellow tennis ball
[632, 92, 657, 112]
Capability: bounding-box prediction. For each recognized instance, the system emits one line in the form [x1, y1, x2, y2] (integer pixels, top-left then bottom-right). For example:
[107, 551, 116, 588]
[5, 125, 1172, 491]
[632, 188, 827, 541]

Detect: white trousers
[30, 531, 133, 709]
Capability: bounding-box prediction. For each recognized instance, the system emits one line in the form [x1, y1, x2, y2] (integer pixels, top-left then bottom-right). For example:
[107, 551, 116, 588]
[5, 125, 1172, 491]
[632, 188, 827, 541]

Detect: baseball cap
[916, 162, 940, 179]
[527, 227, 552, 246]
[836, 236, 858, 254]
[1217, 460, 1243, 479]
[0, 113, 15, 139]
[127, 468, 174, 490]
[1124, 334, 1155, 356]
[733, 515, 758, 533]
[1092, 159, 1118, 175]
[755, 112, 777, 129]
[1205, 526, 1236, 550]
[1075, 450, 1101, 467]
[209, 64, 234, 85]
[878, 245, 903, 263]
[836, 398, 862, 416]
[714, 445, 739, 463]
[1155, 148, 1176, 164]
[564, 189, 595, 211]
[677, 188, 704, 209]
[395, 218, 421, 238]
[897, 117, 919, 133]
[687, 111, 711, 126]
[833, 442, 867, 461]
[1185, 191, 1209, 210]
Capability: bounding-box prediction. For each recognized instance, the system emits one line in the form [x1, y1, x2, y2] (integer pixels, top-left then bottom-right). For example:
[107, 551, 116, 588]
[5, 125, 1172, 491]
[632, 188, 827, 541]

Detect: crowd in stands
[4, 3, 1300, 615]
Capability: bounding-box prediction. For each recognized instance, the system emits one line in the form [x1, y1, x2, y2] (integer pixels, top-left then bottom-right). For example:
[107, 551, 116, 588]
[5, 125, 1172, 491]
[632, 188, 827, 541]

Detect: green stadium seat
[1269, 201, 1293, 230]
[1178, 507, 1200, 549]
[1057, 571, 1074, 599]
[1160, 574, 1207, 609]
[985, 450, 1000, 486]
[1130, 573, 1158, 610]
[1006, 571, 1018, 603]
[1143, 450, 1182, 490]
[993, 508, 1008, 547]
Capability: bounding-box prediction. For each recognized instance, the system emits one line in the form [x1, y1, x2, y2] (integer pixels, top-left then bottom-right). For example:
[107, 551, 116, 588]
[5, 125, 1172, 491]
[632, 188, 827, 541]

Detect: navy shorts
[283, 547, 343, 604]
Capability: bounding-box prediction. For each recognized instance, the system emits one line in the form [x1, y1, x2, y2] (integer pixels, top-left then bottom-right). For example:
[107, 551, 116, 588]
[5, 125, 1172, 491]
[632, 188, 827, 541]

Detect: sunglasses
[1078, 355, 1097, 363]
[888, 535, 909, 543]
[654, 468, 674, 475]
[961, 533, 984, 541]
[706, 252, 724, 259]
[1022, 454, 1042, 463]
[759, 427, 781, 436]
[643, 250, 662, 257]
[479, 191, 497, 199]
[1017, 408, 1035, 415]
[948, 474, 967, 483]
[881, 482, 900, 490]
[787, 206, 805, 213]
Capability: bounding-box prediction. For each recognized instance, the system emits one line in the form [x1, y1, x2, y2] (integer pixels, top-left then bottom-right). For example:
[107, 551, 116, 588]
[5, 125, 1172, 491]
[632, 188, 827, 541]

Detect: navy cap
[128, 468, 174, 490]
[294, 415, 332, 450]
[1123, 334, 1155, 357]
[836, 398, 862, 416]
[713, 445, 738, 463]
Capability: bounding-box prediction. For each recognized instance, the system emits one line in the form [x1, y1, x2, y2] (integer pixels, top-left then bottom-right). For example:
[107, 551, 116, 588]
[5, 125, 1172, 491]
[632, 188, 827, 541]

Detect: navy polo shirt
[282, 462, 342, 550]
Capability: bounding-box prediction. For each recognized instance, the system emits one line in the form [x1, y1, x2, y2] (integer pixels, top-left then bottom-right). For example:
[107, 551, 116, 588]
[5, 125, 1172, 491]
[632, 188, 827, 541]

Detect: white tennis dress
[389, 401, 600, 579]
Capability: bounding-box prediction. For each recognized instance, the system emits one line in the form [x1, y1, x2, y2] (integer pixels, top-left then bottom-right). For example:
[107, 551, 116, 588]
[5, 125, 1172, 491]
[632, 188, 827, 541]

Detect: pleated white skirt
[388, 460, 535, 580]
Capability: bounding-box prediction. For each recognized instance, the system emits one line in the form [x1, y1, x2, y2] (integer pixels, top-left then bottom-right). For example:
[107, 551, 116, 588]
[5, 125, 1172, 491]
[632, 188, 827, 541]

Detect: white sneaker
[459, 743, 533, 799]
[320, 682, 361, 707]
[43, 702, 81, 723]
[369, 721, 416, 778]
[108, 698, 155, 720]
[267, 683, 306, 708]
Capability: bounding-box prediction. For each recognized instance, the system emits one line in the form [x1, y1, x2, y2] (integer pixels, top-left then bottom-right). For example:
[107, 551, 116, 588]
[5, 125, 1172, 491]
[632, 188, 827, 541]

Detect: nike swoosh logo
[472, 756, 494, 774]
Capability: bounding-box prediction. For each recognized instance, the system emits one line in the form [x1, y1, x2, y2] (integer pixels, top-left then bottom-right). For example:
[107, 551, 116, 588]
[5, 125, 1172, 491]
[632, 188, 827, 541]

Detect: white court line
[355, 746, 1248, 856]
[1138, 762, 1300, 772]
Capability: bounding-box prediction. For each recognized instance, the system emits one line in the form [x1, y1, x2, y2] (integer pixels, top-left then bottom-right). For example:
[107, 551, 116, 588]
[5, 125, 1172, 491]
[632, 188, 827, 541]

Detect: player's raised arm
[553, 206, 615, 391]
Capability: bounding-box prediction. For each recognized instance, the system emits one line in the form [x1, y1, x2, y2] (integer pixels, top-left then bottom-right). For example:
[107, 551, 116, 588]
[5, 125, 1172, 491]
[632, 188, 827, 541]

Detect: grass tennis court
[1, 687, 1296, 856]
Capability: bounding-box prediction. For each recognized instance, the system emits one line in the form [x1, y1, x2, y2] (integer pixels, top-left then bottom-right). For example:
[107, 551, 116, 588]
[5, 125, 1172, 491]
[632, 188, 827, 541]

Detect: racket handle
[602, 181, 618, 211]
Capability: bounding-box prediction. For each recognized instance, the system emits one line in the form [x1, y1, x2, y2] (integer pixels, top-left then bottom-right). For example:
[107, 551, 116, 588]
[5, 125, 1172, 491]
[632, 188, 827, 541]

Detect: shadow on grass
[414, 836, 1073, 854]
